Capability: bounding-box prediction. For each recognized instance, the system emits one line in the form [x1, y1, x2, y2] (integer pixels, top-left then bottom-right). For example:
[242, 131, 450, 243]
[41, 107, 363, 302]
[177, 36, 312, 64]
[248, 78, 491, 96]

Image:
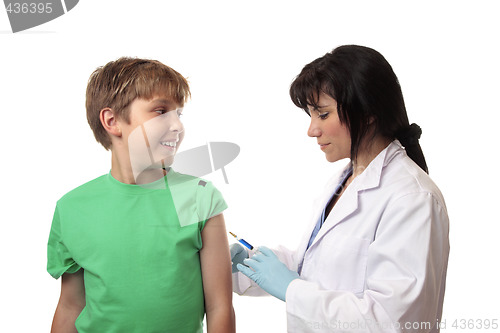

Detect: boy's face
[118, 95, 184, 180]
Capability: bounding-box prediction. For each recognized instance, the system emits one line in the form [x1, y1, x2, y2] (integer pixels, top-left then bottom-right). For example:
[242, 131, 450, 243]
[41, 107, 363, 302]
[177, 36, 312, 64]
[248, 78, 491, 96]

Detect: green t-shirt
[47, 170, 227, 332]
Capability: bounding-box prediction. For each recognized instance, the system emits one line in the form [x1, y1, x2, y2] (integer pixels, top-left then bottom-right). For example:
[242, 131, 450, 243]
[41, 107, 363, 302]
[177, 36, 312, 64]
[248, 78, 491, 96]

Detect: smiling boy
[47, 58, 235, 332]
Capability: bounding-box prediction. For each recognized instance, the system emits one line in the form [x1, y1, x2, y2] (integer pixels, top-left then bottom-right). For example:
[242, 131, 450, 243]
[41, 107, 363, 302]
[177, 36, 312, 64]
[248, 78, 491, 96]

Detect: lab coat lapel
[309, 184, 361, 246]
[307, 142, 398, 249]
[295, 164, 350, 265]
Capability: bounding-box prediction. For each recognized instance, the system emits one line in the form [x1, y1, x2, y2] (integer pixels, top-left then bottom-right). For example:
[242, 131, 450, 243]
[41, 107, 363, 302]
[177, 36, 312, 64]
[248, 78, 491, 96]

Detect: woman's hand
[237, 246, 299, 301]
[230, 243, 249, 273]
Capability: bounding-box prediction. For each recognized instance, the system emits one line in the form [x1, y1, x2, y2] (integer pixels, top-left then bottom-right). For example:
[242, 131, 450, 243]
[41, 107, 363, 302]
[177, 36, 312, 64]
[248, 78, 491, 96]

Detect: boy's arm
[200, 213, 236, 333]
[51, 269, 85, 333]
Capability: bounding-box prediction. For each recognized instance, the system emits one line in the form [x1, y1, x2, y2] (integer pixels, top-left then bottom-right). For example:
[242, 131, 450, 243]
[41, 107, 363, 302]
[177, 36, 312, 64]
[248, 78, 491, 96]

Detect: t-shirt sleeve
[196, 180, 228, 226]
[47, 205, 81, 279]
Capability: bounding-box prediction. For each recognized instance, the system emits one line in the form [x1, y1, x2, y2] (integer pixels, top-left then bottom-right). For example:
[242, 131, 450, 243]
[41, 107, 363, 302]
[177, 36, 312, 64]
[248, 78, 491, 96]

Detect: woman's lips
[319, 143, 330, 150]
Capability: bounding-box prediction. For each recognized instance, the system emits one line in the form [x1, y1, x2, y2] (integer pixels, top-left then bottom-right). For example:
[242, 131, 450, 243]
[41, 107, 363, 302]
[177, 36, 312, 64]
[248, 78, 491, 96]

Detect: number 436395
[452, 319, 498, 330]
[6, 2, 53, 14]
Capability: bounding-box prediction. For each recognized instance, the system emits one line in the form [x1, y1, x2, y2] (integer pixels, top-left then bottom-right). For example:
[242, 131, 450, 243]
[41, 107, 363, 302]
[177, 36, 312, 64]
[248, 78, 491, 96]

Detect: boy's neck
[110, 150, 136, 184]
[110, 149, 167, 185]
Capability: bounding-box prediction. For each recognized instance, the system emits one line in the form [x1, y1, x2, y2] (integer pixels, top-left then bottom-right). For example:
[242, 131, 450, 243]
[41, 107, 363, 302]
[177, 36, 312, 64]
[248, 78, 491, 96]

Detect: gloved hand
[237, 246, 299, 301]
[230, 243, 249, 273]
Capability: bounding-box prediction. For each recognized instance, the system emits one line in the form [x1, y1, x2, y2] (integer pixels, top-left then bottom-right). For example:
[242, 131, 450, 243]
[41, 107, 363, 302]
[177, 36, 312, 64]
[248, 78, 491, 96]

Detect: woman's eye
[318, 112, 329, 120]
[155, 109, 167, 115]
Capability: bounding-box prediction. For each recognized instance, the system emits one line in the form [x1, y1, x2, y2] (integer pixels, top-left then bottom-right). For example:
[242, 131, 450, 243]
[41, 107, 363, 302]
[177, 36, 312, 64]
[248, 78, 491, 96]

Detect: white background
[1, 0, 499, 332]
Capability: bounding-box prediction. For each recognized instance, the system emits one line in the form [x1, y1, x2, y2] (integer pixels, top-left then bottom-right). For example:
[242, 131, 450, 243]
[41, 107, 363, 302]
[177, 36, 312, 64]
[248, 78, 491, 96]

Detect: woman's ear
[100, 108, 122, 137]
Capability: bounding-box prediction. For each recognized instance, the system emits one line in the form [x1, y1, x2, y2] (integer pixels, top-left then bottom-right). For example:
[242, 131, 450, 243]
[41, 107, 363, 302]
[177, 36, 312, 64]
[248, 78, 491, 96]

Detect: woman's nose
[307, 119, 321, 138]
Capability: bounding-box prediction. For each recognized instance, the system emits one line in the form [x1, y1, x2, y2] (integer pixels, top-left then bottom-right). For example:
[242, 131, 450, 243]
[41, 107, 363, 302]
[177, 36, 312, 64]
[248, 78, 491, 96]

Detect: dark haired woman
[231, 45, 449, 332]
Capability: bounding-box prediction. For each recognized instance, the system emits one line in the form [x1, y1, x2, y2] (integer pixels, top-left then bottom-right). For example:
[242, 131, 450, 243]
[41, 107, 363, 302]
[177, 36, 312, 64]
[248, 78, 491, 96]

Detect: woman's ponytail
[395, 123, 428, 174]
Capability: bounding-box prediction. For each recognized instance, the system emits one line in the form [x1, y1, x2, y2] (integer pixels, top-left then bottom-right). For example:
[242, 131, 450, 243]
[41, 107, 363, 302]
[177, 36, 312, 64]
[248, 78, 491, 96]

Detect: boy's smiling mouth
[160, 140, 179, 152]
[160, 141, 177, 148]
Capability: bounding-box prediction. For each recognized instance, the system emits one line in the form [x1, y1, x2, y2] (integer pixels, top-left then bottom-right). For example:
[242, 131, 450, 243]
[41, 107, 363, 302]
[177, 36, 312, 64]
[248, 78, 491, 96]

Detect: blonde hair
[86, 57, 191, 150]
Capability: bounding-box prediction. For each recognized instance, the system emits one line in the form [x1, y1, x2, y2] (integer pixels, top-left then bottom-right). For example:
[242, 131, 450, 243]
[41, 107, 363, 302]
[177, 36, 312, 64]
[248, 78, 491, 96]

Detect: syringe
[229, 231, 254, 250]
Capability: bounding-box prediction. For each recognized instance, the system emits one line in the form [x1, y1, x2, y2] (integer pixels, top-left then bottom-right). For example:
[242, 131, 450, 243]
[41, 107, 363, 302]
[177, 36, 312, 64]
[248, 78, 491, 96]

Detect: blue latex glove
[237, 246, 299, 301]
[230, 243, 249, 273]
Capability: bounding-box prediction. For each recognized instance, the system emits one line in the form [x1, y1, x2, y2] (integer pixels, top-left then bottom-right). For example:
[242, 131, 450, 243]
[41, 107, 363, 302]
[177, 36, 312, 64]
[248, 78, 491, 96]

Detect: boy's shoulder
[58, 174, 109, 205]
[167, 169, 211, 189]
[167, 169, 221, 201]
[168, 169, 227, 226]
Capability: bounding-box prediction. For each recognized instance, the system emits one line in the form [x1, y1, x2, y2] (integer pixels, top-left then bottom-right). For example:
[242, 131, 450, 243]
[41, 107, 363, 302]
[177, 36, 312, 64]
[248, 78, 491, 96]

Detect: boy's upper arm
[59, 269, 86, 309]
[51, 270, 85, 333]
[199, 214, 233, 311]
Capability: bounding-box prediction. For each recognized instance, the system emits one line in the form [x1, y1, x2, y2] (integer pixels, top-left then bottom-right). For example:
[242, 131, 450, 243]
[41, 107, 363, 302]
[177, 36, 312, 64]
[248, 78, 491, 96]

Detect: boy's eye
[155, 109, 167, 115]
[154, 108, 183, 117]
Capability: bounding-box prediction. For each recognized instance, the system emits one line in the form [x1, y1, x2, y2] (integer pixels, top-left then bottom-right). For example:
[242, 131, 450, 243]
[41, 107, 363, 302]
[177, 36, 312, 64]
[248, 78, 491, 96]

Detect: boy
[47, 58, 235, 332]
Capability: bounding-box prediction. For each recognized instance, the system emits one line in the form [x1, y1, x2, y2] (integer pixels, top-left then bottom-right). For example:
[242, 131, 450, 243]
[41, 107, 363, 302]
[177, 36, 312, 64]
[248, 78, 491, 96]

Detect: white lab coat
[233, 140, 449, 332]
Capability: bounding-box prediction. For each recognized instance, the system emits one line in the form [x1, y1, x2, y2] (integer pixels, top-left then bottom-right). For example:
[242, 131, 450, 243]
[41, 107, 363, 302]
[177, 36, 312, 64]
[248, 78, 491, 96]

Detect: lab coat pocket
[311, 233, 370, 295]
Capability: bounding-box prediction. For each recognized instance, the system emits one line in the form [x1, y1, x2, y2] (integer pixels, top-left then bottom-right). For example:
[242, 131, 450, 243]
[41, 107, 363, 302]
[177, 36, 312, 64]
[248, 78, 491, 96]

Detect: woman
[232, 45, 449, 332]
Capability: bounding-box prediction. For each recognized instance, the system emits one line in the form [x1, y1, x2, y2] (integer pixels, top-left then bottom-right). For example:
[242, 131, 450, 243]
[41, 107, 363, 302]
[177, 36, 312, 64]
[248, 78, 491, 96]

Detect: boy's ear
[100, 108, 122, 137]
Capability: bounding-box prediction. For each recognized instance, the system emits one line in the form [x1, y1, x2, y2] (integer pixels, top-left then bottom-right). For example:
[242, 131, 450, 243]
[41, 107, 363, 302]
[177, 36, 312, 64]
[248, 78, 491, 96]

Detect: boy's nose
[164, 112, 184, 133]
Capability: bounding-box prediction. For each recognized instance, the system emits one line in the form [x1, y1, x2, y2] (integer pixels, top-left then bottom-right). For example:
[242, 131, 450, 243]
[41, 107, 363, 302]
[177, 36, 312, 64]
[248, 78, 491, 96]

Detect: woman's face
[307, 93, 351, 162]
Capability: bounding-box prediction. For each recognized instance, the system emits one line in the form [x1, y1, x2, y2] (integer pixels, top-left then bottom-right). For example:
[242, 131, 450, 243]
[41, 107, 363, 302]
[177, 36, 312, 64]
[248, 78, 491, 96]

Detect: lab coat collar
[307, 140, 404, 249]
